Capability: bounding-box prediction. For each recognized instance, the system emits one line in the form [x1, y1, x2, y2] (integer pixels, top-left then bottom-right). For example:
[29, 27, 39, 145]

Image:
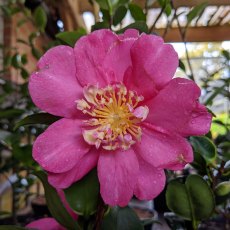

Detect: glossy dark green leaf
[92, 21, 110, 31]
[190, 136, 217, 165]
[14, 113, 60, 130]
[190, 151, 207, 175]
[187, 2, 207, 24]
[129, 4, 146, 21]
[118, 21, 148, 34]
[166, 175, 215, 221]
[0, 226, 28, 230]
[64, 169, 100, 216]
[34, 6, 47, 32]
[34, 171, 80, 230]
[101, 206, 144, 230]
[56, 29, 86, 47]
[0, 109, 24, 119]
[113, 5, 127, 26]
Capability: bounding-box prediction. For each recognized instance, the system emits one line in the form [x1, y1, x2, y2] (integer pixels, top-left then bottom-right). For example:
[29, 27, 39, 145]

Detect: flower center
[76, 84, 149, 150]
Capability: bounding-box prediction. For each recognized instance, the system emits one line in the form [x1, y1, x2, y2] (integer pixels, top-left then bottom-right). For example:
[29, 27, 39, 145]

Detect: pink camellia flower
[29, 29, 212, 206]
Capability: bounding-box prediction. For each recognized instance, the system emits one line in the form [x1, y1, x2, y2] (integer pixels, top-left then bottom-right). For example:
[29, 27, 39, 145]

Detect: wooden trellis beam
[156, 25, 230, 42]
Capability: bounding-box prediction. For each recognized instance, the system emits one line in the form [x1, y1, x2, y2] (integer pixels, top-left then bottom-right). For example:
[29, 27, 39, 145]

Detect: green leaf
[0, 109, 24, 119]
[11, 53, 21, 68]
[128, 4, 146, 21]
[31, 46, 42, 59]
[96, 0, 108, 9]
[0, 226, 28, 230]
[179, 59, 186, 72]
[166, 175, 215, 221]
[64, 169, 100, 216]
[91, 21, 110, 31]
[12, 144, 35, 166]
[101, 206, 144, 230]
[113, 5, 127, 26]
[20, 67, 29, 79]
[34, 6, 47, 32]
[222, 50, 230, 60]
[215, 182, 230, 197]
[34, 171, 80, 230]
[187, 2, 208, 24]
[14, 113, 60, 130]
[164, 3, 172, 16]
[118, 21, 148, 34]
[215, 182, 230, 205]
[190, 151, 207, 175]
[157, 0, 171, 16]
[190, 136, 217, 165]
[56, 29, 86, 47]
[21, 54, 28, 65]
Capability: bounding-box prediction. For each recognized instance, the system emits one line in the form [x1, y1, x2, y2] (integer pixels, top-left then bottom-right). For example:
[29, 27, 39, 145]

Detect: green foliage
[166, 175, 215, 227]
[157, 0, 172, 16]
[214, 182, 230, 205]
[190, 136, 217, 165]
[186, 2, 208, 25]
[14, 113, 60, 130]
[64, 169, 100, 216]
[101, 206, 144, 230]
[118, 21, 148, 34]
[33, 6, 47, 32]
[113, 5, 127, 26]
[34, 171, 80, 230]
[128, 4, 146, 21]
[91, 21, 110, 31]
[56, 29, 87, 47]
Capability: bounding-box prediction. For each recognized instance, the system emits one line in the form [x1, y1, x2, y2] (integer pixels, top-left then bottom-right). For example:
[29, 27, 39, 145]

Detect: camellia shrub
[0, 1, 229, 230]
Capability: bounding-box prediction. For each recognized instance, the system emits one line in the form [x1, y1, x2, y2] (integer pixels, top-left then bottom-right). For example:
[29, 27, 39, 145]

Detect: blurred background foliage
[0, 0, 229, 229]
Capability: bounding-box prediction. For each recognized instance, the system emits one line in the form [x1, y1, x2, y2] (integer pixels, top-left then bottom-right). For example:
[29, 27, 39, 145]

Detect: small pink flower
[29, 29, 212, 206]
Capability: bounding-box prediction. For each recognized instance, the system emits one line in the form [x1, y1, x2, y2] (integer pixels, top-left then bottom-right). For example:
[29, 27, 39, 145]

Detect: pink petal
[124, 66, 159, 100]
[74, 30, 118, 86]
[48, 149, 99, 189]
[124, 34, 178, 99]
[33, 118, 90, 173]
[118, 29, 139, 39]
[26, 218, 65, 230]
[134, 157, 166, 200]
[102, 31, 138, 82]
[29, 46, 82, 119]
[146, 78, 212, 136]
[134, 125, 193, 170]
[98, 149, 139, 206]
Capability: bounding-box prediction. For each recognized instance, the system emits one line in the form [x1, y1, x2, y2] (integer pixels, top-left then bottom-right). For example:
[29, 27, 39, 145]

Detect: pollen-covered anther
[77, 84, 148, 150]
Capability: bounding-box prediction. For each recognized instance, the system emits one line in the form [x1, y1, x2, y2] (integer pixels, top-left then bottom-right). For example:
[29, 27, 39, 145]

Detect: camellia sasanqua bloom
[29, 29, 212, 206]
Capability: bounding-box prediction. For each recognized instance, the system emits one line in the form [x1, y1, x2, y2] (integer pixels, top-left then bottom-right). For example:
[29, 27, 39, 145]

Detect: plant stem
[95, 197, 106, 230]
